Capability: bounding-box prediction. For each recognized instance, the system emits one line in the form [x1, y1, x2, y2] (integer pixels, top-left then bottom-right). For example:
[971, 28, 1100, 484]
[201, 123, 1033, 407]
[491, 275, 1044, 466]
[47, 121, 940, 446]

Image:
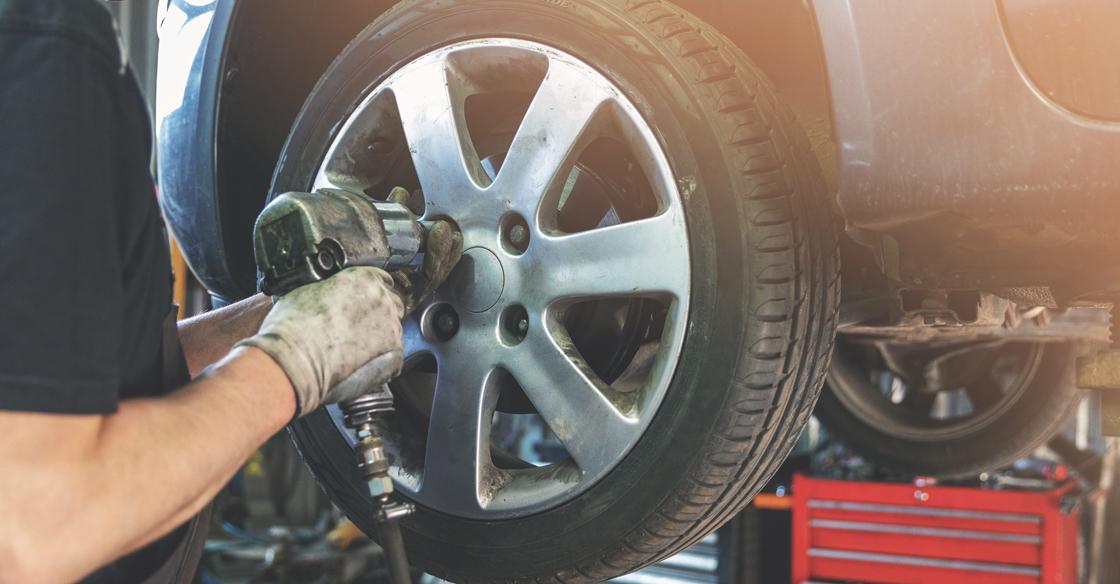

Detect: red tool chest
[791, 474, 1079, 584]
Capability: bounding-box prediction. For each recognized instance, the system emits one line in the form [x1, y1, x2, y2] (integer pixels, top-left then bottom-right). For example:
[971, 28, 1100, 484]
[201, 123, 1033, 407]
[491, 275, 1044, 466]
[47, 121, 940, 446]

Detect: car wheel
[815, 336, 1083, 478]
[274, 0, 839, 581]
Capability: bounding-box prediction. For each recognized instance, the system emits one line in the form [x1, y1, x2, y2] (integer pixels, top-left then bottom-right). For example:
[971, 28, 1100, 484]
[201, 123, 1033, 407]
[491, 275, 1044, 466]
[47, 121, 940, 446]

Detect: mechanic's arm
[0, 347, 293, 584]
[0, 268, 405, 584]
[177, 293, 272, 378]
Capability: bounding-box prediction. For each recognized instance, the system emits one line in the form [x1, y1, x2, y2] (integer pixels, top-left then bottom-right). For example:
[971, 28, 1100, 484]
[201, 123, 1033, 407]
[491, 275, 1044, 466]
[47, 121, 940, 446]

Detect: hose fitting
[341, 392, 398, 500]
[339, 391, 415, 584]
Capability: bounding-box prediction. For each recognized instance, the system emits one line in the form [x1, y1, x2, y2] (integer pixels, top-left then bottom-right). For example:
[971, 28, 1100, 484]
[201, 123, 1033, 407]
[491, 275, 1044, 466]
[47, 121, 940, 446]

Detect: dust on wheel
[277, 1, 839, 582]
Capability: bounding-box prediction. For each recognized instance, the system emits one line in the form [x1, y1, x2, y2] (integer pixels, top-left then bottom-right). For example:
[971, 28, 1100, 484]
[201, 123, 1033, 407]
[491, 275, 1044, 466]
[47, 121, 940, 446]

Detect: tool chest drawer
[790, 474, 1079, 584]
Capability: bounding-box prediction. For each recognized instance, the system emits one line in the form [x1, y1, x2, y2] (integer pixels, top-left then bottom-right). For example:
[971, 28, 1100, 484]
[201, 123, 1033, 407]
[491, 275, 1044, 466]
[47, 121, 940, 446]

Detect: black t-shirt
[0, 0, 186, 581]
[0, 0, 173, 413]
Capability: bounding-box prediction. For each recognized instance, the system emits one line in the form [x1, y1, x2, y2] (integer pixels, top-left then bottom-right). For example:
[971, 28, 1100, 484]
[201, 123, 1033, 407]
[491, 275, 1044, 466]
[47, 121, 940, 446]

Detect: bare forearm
[178, 294, 272, 377]
[0, 347, 294, 584]
[99, 348, 293, 556]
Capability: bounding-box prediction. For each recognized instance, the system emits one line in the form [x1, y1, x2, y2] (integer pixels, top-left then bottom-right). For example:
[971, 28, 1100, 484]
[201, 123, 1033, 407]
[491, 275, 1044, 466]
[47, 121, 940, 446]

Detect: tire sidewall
[278, 0, 750, 572]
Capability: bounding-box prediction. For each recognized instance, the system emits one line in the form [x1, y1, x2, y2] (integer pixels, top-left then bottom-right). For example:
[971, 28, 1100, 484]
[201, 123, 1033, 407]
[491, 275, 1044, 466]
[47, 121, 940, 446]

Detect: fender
[157, 0, 236, 301]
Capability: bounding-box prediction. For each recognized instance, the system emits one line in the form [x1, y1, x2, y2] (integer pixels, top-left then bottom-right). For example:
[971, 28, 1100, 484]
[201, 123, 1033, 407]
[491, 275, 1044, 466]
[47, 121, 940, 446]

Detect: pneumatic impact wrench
[252, 187, 436, 584]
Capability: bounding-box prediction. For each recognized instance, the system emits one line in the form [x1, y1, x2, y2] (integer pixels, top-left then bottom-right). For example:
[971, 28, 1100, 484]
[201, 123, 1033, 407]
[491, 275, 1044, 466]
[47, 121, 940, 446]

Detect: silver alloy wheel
[313, 39, 691, 519]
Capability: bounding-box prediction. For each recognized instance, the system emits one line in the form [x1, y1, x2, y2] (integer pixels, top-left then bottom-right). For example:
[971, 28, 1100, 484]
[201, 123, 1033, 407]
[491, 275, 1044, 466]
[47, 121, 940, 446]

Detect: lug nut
[437, 312, 456, 333]
[501, 305, 529, 346]
[509, 225, 528, 247]
[502, 214, 530, 254]
[431, 305, 460, 342]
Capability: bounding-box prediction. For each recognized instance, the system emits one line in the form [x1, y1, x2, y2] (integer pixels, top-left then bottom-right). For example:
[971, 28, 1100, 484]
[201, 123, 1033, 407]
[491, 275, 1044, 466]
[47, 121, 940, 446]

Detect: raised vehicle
[156, 0, 1117, 579]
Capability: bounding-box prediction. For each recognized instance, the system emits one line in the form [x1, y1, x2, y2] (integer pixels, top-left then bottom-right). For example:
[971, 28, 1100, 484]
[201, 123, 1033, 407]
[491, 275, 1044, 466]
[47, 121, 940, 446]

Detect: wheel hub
[449, 247, 505, 313]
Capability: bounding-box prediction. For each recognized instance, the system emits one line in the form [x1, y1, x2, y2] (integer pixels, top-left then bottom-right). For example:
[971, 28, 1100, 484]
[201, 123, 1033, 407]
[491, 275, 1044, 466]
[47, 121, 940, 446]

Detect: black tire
[275, 1, 839, 582]
[815, 340, 1083, 478]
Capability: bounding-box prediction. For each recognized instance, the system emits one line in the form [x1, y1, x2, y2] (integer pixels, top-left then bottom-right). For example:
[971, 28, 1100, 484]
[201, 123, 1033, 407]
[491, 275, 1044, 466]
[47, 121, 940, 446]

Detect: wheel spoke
[401, 315, 434, 361]
[390, 55, 487, 215]
[419, 355, 498, 512]
[524, 211, 690, 305]
[503, 319, 640, 477]
[493, 58, 614, 219]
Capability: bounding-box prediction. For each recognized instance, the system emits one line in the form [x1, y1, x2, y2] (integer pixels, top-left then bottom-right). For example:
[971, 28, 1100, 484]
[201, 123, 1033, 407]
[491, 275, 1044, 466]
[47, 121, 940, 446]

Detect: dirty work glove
[235, 267, 405, 417]
[387, 187, 464, 316]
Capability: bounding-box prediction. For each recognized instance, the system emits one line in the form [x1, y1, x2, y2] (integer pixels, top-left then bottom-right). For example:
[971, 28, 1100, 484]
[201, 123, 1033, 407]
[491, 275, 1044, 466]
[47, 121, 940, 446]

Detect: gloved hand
[387, 187, 464, 316]
[235, 267, 405, 417]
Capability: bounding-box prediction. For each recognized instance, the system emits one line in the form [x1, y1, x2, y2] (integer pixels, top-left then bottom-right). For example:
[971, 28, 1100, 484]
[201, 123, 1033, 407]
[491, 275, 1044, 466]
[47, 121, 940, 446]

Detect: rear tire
[815, 340, 1083, 478]
[277, 0, 839, 581]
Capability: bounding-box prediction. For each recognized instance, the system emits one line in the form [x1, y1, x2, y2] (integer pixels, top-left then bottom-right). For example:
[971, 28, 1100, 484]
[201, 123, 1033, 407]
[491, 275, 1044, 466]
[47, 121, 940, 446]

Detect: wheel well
[215, 0, 400, 297]
[212, 0, 835, 298]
